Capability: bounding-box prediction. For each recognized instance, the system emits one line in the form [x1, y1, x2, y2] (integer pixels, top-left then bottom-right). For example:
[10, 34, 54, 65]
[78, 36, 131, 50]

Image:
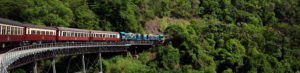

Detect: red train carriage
[57, 27, 90, 41]
[24, 24, 56, 41]
[0, 19, 25, 43]
[90, 30, 120, 41]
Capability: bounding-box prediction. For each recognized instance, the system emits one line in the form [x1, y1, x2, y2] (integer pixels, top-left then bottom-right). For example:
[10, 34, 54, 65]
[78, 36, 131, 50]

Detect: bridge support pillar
[33, 61, 37, 73]
[82, 54, 86, 73]
[52, 58, 56, 73]
[99, 53, 103, 73]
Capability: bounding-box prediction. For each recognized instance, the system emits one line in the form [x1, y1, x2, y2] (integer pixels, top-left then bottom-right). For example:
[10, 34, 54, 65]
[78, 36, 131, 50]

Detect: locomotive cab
[120, 32, 127, 40]
[159, 34, 164, 42]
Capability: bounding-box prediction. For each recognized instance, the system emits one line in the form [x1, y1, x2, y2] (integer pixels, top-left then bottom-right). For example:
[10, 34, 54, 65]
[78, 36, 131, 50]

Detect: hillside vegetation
[1, 0, 299, 73]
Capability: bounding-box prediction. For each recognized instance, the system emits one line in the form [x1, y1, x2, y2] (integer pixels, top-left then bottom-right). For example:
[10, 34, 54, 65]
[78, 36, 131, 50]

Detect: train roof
[24, 24, 56, 30]
[91, 30, 119, 34]
[57, 27, 90, 32]
[0, 18, 56, 29]
[0, 18, 24, 26]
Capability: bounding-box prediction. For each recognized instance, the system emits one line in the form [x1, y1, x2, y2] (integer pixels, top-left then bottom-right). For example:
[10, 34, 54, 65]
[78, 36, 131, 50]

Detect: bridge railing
[6, 41, 156, 53]
[7, 42, 125, 52]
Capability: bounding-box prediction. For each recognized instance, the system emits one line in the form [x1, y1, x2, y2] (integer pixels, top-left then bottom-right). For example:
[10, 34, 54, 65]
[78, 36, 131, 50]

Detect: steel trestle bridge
[0, 41, 158, 73]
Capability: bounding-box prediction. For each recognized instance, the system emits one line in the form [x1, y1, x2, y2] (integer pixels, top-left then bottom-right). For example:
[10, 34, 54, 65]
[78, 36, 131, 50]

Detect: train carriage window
[59, 31, 62, 36]
[65, 32, 68, 37]
[41, 31, 44, 35]
[31, 30, 35, 35]
[30, 30, 33, 34]
[64, 32, 67, 36]
[10, 27, 14, 35]
[67, 32, 70, 37]
[7, 26, 11, 35]
[20, 28, 23, 35]
[12, 27, 16, 35]
[50, 31, 52, 35]
[66, 32, 70, 37]
[40, 31, 43, 35]
[74, 32, 76, 37]
[64, 32, 67, 37]
[0, 25, 2, 35]
[41, 31, 45, 35]
[63, 32, 66, 36]
[66, 32, 69, 37]
[72, 32, 75, 37]
[15, 27, 18, 35]
[37, 30, 40, 35]
[2, 26, 6, 35]
[65, 32, 67, 37]
[19, 28, 22, 35]
[16, 27, 18, 35]
[46, 31, 49, 35]
[14, 27, 17, 35]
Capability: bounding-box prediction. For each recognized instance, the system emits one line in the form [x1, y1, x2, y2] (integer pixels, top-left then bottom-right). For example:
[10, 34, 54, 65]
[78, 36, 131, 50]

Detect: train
[0, 18, 164, 48]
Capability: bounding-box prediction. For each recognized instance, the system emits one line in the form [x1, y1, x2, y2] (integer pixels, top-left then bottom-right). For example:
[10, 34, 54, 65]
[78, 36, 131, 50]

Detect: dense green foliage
[2, 0, 300, 73]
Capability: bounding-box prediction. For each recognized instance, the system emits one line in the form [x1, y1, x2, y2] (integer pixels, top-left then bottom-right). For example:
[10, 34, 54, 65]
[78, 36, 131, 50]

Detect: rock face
[144, 19, 161, 34]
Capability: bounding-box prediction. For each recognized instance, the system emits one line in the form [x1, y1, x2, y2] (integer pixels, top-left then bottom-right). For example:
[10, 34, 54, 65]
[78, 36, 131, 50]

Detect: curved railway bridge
[0, 41, 159, 73]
